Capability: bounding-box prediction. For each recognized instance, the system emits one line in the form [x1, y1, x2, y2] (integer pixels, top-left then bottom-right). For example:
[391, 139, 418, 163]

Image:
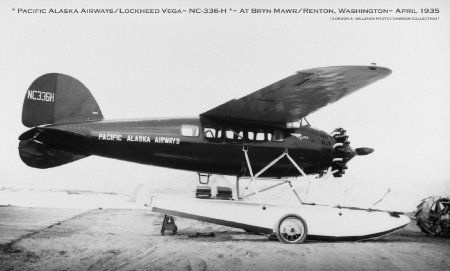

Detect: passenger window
[255, 132, 265, 141]
[203, 127, 222, 140]
[204, 128, 216, 139]
[226, 129, 243, 141]
[273, 131, 284, 142]
[248, 131, 255, 140]
[267, 133, 272, 141]
[181, 125, 199, 137]
[226, 130, 234, 140]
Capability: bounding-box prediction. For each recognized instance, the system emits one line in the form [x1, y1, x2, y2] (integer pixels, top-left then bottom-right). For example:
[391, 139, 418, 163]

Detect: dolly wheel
[275, 214, 308, 244]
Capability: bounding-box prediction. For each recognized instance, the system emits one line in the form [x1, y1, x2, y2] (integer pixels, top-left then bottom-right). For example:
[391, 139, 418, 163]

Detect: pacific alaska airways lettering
[98, 133, 180, 144]
[155, 137, 180, 144]
[127, 135, 151, 143]
[98, 133, 122, 141]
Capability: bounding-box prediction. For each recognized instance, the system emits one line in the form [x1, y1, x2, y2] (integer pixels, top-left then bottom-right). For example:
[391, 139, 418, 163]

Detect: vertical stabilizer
[22, 73, 103, 127]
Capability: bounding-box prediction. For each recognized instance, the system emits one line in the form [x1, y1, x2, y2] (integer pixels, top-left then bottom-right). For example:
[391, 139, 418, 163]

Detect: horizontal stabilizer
[19, 140, 87, 169]
[18, 127, 88, 169]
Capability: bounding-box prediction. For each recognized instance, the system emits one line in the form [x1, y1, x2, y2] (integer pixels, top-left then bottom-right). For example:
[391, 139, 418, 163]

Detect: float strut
[236, 177, 240, 199]
[242, 181, 289, 199]
[241, 148, 307, 205]
[287, 181, 303, 204]
[242, 148, 265, 208]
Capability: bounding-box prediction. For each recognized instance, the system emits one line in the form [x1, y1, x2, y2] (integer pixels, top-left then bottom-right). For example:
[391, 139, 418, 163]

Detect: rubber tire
[274, 214, 308, 244]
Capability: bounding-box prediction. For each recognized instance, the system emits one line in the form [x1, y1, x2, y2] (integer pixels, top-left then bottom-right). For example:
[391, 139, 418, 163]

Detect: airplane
[19, 65, 388, 180]
[20, 65, 409, 244]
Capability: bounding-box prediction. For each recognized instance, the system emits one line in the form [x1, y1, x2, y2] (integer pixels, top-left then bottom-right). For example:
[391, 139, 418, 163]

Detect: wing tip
[368, 65, 392, 76]
[298, 65, 392, 76]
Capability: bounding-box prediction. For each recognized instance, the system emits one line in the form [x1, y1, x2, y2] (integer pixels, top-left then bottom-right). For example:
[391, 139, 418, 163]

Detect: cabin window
[226, 129, 243, 141]
[272, 130, 284, 142]
[204, 128, 216, 139]
[226, 130, 234, 139]
[203, 128, 222, 139]
[246, 131, 277, 142]
[255, 132, 265, 141]
[181, 125, 199, 137]
[286, 121, 301, 128]
[247, 131, 255, 140]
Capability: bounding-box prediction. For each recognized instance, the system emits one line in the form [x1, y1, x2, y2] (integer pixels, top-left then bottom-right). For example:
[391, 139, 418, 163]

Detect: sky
[0, 0, 449, 210]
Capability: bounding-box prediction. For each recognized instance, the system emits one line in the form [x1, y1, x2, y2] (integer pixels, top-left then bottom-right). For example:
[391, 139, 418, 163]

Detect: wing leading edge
[201, 66, 391, 124]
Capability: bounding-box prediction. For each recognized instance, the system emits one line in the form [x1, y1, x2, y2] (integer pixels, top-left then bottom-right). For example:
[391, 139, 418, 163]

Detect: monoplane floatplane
[19, 65, 410, 243]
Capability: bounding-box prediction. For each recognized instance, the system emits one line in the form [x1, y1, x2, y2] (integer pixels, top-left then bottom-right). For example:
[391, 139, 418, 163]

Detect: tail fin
[19, 73, 100, 168]
[22, 73, 103, 127]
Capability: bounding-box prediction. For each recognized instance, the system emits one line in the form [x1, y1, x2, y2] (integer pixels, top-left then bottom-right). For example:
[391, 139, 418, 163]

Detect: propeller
[330, 128, 374, 177]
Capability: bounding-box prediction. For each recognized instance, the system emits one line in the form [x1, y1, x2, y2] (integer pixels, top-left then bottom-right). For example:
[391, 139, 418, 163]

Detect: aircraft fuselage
[45, 117, 336, 177]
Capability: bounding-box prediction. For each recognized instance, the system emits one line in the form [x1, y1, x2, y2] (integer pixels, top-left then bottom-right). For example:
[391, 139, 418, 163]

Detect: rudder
[22, 73, 103, 127]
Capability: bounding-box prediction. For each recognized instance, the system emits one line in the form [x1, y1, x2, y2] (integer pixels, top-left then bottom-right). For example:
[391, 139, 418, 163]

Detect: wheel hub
[279, 217, 305, 242]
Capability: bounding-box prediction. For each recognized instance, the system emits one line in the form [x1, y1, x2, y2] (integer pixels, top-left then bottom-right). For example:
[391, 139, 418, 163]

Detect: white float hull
[151, 197, 410, 241]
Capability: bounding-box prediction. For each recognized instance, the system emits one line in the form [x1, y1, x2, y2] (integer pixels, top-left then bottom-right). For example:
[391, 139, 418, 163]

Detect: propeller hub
[355, 147, 374, 156]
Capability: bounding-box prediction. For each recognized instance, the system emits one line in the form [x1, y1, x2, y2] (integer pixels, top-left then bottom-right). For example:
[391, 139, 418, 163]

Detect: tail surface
[20, 73, 101, 168]
[19, 127, 89, 168]
[22, 73, 103, 127]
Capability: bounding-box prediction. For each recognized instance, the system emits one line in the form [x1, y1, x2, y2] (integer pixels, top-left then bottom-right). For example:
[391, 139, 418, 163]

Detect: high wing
[201, 66, 391, 125]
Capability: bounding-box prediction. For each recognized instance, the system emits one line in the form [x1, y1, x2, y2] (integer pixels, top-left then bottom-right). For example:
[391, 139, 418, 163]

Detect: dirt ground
[1, 208, 449, 271]
[0, 207, 85, 245]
